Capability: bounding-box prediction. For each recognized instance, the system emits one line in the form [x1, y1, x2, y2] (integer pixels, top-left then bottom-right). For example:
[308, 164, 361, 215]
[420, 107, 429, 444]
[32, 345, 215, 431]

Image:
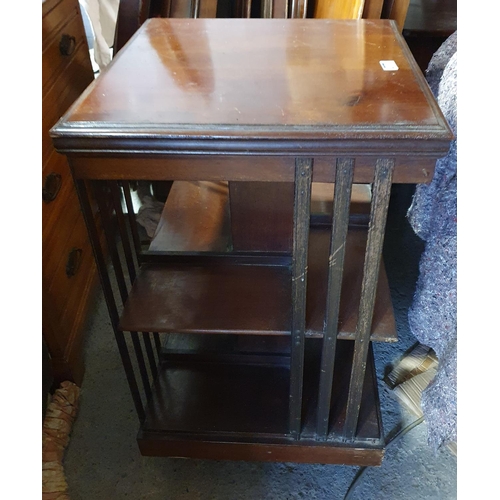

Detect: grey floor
[63, 185, 457, 499]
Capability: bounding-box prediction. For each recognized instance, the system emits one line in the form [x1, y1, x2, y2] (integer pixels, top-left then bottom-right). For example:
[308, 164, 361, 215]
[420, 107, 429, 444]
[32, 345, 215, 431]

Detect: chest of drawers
[42, 0, 98, 385]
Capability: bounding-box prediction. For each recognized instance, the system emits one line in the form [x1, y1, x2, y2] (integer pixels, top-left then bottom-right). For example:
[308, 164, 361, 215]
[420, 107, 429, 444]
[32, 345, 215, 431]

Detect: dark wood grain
[229, 182, 294, 252]
[119, 230, 396, 341]
[316, 158, 354, 437]
[289, 158, 313, 437]
[344, 159, 394, 439]
[149, 181, 231, 252]
[137, 436, 384, 465]
[119, 262, 293, 335]
[69, 154, 437, 184]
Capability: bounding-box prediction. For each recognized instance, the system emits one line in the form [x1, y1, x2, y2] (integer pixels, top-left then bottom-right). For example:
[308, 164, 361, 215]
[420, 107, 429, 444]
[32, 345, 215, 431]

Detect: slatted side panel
[72, 176, 168, 422]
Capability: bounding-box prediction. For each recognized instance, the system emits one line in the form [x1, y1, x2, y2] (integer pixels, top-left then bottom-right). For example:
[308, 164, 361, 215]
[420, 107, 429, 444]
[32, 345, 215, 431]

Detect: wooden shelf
[138, 339, 384, 465]
[119, 227, 396, 341]
[149, 180, 373, 253]
[149, 181, 231, 253]
[119, 260, 292, 335]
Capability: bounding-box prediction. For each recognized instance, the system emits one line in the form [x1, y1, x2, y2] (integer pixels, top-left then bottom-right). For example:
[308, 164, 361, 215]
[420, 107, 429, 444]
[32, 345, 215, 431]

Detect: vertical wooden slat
[344, 158, 394, 439]
[73, 178, 145, 421]
[94, 183, 129, 304]
[109, 182, 137, 283]
[131, 332, 153, 400]
[291, 0, 308, 18]
[262, 0, 273, 17]
[160, 0, 173, 17]
[121, 181, 143, 267]
[289, 158, 313, 438]
[143, 333, 159, 380]
[153, 332, 163, 356]
[273, 0, 288, 18]
[199, 0, 219, 17]
[243, 0, 252, 17]
[316, 158, 354, 438]
[191, 0, 201, 17]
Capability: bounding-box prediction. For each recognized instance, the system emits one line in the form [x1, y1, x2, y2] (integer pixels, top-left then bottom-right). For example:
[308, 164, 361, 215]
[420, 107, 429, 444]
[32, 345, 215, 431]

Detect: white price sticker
[379, 60, 399, 71]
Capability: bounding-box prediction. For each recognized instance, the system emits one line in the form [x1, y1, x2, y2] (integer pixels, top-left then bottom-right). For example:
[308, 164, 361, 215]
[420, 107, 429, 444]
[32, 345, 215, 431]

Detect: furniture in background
[402, 0, 457, 72]
[42, 0, 100, 386]
[51, 18, 452, 464]
[314, 0, 365, 19]
[113, 0, 413, 55]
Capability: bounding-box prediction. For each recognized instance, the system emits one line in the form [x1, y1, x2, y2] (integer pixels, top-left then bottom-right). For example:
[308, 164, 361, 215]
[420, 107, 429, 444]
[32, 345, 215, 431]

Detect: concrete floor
[63, 185, 457, 499]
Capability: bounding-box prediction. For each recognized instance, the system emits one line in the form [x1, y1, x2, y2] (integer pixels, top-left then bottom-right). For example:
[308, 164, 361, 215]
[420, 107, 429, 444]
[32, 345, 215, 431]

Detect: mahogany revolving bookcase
[51, 18, 452, 466]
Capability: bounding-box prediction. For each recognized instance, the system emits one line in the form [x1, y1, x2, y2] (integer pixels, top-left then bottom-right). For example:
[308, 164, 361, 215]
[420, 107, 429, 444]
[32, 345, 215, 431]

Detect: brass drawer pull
[59, 34, 76, 56]
[42, 173, 62, 203]
[66, 248, 82, 277]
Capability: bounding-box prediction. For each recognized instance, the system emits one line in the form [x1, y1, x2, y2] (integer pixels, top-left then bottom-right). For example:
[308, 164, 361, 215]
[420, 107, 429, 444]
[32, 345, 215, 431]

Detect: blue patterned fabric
[406, 32, 457, 451]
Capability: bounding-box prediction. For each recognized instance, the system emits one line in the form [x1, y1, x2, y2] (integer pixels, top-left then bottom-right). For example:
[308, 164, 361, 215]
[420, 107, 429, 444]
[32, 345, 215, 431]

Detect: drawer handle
[66, 248, 82, 277]
[59, 34, 76, 56]
[42, 173, 62, 203]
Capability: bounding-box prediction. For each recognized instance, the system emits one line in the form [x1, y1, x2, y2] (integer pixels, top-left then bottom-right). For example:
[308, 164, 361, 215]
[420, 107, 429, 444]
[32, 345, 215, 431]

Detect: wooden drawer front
[57, 244, 96, 353]
[42, 0, 87, 92]
[42, 149, 75, 229]
[43, 0, 80, 44]
[43, 183, 85, 284]
[43, 15, 88, 94]
[45, 218, 95, 353]
[42, 46, 94, 166]
[45, 215, 93, 325]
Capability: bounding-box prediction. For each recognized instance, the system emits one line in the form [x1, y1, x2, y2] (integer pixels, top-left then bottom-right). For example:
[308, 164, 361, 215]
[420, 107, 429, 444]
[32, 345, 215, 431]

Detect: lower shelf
[137, 340, 385, 465]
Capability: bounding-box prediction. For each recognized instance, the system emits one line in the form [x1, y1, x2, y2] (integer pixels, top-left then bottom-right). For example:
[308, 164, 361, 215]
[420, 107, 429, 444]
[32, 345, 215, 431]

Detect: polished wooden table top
[52, 18, 452, 156]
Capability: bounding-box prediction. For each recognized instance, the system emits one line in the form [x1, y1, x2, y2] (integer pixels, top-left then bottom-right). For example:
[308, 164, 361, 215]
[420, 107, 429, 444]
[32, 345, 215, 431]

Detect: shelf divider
[316, 158, 354, 438]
